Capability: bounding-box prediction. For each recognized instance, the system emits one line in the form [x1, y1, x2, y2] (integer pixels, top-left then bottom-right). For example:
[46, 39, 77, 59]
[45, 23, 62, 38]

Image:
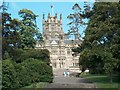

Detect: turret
[60, 14, 62, 24]
[48, 13, 50, 18]
[55, 13, 58, 23]
[55, 13, 57, 18]
[48, 13, 50, 23]
[43, 13, 45, 19]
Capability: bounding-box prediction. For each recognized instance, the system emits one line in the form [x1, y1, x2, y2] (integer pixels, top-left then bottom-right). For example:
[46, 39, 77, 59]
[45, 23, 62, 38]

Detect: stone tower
[42, 13, 67, 69]
[42, 13, 64, 41]
[36, 12, 81, 71]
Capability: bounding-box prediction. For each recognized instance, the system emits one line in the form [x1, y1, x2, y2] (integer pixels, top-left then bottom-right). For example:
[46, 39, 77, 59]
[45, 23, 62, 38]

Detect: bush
[2, 59, 53, 89]
[10, 48, 50, 63]
[9, 48, 25, 63]
[23, 49, 50, 63]
[19, 59, 53, 83]
[2, 60, 18, 88]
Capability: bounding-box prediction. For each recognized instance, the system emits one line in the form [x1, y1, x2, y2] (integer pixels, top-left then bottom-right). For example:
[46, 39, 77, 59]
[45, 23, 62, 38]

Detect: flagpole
[51, 5, 53, 16]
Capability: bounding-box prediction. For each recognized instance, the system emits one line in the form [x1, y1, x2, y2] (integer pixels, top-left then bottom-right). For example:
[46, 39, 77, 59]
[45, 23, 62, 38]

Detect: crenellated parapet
[42, 13, 64, 41]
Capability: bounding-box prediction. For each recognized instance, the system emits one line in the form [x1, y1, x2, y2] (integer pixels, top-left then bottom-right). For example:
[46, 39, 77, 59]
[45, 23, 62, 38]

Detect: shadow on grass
[80, 74, 120, 89]
[80, 74, 120, 83]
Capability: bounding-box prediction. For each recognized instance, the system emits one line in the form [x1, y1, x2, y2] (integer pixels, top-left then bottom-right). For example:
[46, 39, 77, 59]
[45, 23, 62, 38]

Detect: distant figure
[67, 71, 70, 77]
[63, 72, 66, 77]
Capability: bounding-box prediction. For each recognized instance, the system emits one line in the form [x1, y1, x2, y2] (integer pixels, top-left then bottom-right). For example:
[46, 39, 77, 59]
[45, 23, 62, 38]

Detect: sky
[2, 2, 94, 38]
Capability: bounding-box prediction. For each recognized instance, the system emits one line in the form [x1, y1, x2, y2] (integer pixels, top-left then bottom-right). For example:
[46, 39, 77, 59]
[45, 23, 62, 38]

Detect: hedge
[9, 48, 50, 63]
[2, 59, 53, 89]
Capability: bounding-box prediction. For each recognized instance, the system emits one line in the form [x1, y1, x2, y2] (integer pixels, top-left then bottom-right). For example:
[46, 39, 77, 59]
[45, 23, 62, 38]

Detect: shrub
[10, 48, 50, 63]
[9, 48, 25, 63]
[2, 60, 18, 88]
[2, 59, 53, 89]
[19, 59, 53, 83]
[23, 49, 50, 63]
[2, 51, 10, 60]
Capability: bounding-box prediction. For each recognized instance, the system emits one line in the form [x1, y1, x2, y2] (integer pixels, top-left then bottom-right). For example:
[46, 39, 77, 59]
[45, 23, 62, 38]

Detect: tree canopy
[70, 2, 120, 82]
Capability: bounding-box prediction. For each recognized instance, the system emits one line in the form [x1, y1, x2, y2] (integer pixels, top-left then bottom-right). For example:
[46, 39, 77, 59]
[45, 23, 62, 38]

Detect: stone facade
[36, 13, 82, 72]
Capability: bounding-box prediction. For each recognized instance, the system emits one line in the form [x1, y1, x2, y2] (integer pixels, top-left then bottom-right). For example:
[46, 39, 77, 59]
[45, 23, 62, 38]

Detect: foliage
[1, 2, 52, 89]
[67, 2, 90, 40]
[2, 60, 18, 88]
[83, 2, 120, 75]
[18, 9, 41, 48]
[2, 59, 53, 89]
[1, 2, 22, 55]
[1, 3, 43, 57]
[9, 48, 50, 63]
[70, 2, 120, 82]
[2, 51, 10, 60]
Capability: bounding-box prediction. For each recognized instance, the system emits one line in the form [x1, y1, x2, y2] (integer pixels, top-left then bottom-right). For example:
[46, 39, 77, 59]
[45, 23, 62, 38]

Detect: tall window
[67, 49, 70, 54]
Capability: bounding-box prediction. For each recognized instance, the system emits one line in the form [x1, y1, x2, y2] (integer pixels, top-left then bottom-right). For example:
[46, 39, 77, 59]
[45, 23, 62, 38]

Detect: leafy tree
[67, 3, 82, 40]
[1, 2, 12, 53]
[18, 9, 40, 48]
[78, 2, 120, 82]
[1, 2, 22, 56]
[67, 3, 91, 40]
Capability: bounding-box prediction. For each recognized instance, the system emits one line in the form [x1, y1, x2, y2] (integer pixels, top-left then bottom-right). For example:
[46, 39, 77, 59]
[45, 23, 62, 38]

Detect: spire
[60, 14, 62, 24]
[55, 13, 57, 18]
[43, 13, 45, 19]
[48, 13, 50, 18]
[60, 14, 62, 20]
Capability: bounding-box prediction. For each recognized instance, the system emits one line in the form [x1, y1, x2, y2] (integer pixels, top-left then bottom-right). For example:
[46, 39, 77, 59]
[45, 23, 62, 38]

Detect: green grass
[22, 82, 48, 89]
[80, 74, 120, 89]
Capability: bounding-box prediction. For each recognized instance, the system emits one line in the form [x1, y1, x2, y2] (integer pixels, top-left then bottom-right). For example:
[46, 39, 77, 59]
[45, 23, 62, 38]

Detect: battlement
[43, 13, 62, 24]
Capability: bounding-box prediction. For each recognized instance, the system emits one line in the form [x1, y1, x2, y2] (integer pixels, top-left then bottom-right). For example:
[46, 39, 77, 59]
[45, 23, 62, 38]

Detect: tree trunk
[109, 72, 113, 83]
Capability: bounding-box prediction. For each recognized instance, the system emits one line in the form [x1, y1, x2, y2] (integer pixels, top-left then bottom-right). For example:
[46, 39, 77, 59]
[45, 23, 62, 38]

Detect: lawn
[80, 74, 120, 89]
[21, 82, 48, 89]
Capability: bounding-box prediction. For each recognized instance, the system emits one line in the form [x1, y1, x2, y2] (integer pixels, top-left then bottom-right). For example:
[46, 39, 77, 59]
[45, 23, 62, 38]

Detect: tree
[67, 3, 82, 40]
[67, 3, 91, 40]
[1, 2, 23, 56]
[78, 2, 120, 82]
[1, 2, 11, 50]
[18, 9, 40, 48]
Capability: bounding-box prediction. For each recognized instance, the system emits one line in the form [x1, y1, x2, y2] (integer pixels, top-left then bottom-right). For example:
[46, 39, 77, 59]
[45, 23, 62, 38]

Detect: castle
[36, 13, 82, 72]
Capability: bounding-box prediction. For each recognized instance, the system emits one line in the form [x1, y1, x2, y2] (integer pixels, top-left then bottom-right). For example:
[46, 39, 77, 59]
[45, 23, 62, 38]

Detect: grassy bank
[80, 74, 120, 89]
[22, 82, 48, 89]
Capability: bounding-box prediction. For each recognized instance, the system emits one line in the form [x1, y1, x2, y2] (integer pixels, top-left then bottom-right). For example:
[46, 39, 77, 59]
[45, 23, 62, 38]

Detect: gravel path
[44, 69, 97, 89]
[45, 76, 97, 89]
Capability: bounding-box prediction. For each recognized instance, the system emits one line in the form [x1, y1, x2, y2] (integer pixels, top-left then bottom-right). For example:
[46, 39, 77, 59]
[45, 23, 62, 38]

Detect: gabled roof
[51, 40, 58, 45]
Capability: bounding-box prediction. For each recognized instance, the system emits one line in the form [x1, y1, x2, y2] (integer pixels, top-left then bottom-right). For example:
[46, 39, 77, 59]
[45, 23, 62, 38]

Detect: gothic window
[59, 35, 63, 39]
[55, 35, 58, 38]
[52, 49, 57, 55]
[61, 51, 65, 55]
[67, 49, 70, 54]
[51, 27, 54, 30]
[59, 63, 61, 68]
[73, 63, 74, 66]
[54, 63, 56, 68]
[51, 24, 55, 31]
